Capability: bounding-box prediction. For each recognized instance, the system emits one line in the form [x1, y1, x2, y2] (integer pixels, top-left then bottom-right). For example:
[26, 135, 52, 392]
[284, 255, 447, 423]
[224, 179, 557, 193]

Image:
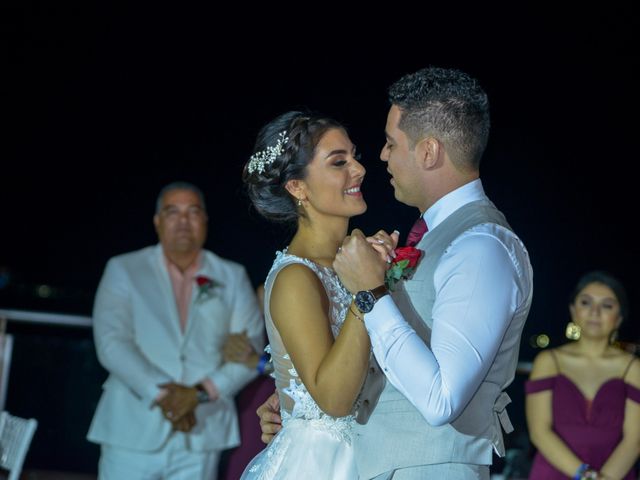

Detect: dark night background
[0, 2, 638, 475]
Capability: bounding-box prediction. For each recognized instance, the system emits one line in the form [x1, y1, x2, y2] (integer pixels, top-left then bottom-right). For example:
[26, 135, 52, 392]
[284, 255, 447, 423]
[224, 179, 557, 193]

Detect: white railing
[0, 309, 91, 328]
[516, 360, 532, 375]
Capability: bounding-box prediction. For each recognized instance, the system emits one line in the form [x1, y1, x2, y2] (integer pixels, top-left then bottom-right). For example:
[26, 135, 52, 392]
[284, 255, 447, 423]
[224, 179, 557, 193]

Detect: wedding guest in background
[87, 181, 264, 480]
[526, 270, 640, 480]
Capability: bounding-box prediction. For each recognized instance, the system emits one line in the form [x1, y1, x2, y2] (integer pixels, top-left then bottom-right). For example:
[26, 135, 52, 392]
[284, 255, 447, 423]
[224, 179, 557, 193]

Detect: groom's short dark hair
[388, 67, 490, 171]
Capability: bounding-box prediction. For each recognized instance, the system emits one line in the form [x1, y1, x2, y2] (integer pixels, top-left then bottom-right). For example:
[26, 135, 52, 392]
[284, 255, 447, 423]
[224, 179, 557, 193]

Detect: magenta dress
[525, 360, 640, 479]
[220, 375, 276, 480]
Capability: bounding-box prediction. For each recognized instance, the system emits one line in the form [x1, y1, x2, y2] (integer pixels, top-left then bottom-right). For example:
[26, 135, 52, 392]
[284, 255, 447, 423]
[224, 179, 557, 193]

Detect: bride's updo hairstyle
[243, 110, 344, 225]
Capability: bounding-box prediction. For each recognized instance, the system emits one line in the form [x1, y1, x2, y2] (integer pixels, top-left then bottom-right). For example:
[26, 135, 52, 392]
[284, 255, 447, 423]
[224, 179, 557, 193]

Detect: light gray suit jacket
[354, 199, 533, 478]
[87, 244, 264, 452]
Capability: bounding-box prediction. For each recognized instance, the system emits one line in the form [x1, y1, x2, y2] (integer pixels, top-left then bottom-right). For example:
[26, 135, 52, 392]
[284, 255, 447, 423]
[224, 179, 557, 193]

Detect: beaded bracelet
[582, 468, 599, 480]
[256, 353, 270, 375]
[574, 463, 599, 480]
[574, 464, 590, 480]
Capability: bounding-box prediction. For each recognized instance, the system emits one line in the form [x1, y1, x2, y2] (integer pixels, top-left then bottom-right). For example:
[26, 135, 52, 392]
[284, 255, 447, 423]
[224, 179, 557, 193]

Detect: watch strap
[370, 284, 389, 301]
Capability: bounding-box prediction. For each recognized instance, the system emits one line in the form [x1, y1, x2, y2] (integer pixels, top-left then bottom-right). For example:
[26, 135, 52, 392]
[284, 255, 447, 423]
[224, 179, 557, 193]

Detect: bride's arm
[270, 263, 370, 417]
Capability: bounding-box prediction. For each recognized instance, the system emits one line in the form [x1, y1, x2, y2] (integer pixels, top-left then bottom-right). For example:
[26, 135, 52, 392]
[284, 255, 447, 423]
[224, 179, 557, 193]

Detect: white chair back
[0, 411, 38, 480]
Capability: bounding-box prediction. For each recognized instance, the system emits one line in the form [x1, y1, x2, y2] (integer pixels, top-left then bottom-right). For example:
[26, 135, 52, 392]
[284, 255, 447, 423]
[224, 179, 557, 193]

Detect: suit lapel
[151, 244, 183, 339]
[183, 251, 217, 341]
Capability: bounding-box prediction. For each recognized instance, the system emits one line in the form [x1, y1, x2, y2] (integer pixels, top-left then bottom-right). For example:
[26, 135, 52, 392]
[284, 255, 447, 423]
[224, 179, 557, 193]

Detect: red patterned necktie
[405, 217, 428, 247]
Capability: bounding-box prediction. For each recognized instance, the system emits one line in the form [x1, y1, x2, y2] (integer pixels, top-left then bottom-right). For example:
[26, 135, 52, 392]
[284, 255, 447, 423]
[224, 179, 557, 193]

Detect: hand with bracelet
[223, 330, 273, 375]
[575, 463, 597, 479]
[574, 463, 612, 480]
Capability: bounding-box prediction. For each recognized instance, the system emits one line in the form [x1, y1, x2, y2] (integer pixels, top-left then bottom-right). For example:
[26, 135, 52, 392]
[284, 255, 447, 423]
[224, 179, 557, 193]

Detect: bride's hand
[366, 230, 400, 265]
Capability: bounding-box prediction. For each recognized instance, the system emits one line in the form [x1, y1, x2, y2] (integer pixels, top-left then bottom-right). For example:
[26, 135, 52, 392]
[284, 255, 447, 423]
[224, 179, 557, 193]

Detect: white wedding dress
[240, 249, 359, 480]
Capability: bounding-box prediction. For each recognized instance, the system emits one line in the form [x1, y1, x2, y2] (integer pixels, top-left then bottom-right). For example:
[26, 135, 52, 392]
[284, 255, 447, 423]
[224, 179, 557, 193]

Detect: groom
[260, 67, 533, 479]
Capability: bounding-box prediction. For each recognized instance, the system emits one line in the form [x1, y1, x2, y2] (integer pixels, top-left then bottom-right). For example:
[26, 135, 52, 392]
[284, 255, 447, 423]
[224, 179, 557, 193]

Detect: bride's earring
[297, 198, 303, 206]
[565, 321, 581, 341]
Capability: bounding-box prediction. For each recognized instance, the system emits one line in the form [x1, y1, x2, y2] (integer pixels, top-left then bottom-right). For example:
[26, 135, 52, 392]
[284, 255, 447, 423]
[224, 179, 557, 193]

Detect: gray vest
[355, 199, 526, 478]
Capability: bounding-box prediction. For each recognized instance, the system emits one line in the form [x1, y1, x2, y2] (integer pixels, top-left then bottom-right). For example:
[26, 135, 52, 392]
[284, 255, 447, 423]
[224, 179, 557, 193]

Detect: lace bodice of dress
[263, 249, 355, 441]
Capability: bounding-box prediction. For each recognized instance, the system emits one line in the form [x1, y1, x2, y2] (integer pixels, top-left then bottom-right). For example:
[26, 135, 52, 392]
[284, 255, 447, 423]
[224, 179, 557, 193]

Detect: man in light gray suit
[88, 181, 264, 479]
[259, 67, 533, 479]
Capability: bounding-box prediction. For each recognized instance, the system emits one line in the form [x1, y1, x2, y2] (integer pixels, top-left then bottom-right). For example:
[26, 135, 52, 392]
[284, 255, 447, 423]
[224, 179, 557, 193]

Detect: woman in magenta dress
[526, 271, 640, 479]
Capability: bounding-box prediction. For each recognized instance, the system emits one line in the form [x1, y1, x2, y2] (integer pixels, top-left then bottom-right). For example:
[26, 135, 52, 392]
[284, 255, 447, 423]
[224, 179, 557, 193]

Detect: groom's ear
[415, 137, 441, 170]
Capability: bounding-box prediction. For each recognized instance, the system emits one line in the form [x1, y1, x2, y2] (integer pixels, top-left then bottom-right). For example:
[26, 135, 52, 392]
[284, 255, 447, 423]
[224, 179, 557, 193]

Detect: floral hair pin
[247, 130, 289, 174]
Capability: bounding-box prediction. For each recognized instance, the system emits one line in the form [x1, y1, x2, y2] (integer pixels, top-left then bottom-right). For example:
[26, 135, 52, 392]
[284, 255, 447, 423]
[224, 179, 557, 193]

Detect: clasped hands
[334, 228, 399, 293]
[156, 332, 258, 433]
[156, 382, 199, 432]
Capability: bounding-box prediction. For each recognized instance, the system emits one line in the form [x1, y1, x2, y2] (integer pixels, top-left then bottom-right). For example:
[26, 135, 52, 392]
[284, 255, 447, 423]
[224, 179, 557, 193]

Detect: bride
[240, 111, 395, 479]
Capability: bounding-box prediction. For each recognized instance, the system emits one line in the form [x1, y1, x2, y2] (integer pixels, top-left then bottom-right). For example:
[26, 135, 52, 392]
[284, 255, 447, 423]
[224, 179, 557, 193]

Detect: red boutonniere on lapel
[384, 246, 423, 292]
[195, 275, 218, 301]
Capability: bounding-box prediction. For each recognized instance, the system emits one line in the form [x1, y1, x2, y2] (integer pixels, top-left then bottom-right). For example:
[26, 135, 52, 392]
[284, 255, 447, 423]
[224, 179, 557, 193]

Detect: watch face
[355, 290, 376, 313]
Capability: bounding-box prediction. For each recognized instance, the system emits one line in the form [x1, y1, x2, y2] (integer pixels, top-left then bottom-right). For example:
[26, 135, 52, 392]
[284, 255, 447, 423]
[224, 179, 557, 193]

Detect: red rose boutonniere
[195, 275, 218, 300]
[384, 246, 423, 291]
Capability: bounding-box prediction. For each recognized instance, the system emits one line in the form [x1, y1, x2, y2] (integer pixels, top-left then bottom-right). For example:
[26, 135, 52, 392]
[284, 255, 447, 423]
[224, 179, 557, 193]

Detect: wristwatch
[195, 384, 210, 404]
[354, 285, 389, 314]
